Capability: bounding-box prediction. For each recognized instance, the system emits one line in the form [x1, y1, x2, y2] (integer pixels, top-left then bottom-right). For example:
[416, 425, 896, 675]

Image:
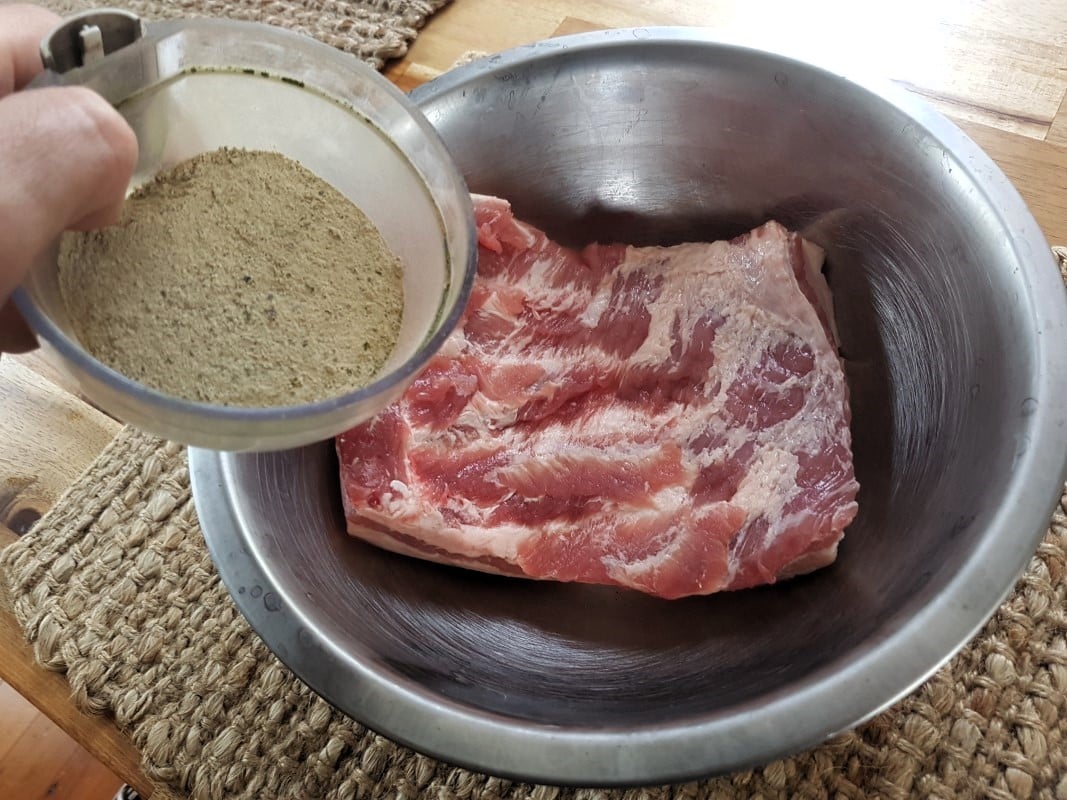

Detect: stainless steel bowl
[16, 14, 476, 452]
[190, 28, 1067, 784]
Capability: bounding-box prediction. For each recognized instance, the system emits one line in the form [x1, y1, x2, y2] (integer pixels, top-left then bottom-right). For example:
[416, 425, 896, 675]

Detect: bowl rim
[193, 25, 1067, 785]
[15, 16, 478, 433]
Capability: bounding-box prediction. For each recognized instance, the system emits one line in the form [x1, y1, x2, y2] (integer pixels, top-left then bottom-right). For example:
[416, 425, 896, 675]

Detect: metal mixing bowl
[15, 14, 476, 451]
[190, 28, 1067, 784]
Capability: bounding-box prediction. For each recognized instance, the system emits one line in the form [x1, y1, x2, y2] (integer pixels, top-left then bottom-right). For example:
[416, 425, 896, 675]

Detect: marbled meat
[336, 195, 859, 599]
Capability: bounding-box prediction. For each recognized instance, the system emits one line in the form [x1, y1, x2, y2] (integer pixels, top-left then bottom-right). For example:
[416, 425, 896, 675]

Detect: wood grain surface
[0, 679, 123, 800]
[0, 358, 118, 542]
[2, 0, 1066, 796]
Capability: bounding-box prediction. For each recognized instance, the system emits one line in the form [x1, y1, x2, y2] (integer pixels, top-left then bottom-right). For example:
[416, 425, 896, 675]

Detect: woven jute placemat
[36, 0, 448, 69]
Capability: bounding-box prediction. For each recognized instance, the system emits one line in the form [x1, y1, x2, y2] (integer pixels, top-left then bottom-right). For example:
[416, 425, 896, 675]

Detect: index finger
[0, 5, 61, 97]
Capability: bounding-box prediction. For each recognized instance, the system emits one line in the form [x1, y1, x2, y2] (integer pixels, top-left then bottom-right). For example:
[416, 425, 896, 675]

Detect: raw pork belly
[336, 195, 859, 599]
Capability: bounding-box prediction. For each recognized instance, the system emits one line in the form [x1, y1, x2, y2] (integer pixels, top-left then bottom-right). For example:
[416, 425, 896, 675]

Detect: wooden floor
[0, 680, 122, 800]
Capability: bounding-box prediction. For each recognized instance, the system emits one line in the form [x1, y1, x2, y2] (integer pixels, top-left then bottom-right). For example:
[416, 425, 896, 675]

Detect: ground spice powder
[59, 148, 404, 407]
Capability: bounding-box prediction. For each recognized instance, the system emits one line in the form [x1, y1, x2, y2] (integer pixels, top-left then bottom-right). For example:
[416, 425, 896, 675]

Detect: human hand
[0, 4, 138, 353]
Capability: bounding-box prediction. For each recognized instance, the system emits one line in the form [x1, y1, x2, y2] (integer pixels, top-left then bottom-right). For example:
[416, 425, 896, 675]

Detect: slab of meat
[336, 195, 859, 599]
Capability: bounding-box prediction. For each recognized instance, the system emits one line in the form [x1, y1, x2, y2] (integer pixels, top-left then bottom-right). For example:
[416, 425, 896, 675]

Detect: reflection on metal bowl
[190, 27, 1067, 786]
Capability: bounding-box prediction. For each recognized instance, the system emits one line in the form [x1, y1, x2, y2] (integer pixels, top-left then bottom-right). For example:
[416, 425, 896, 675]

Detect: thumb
[0, 86, 138, 303]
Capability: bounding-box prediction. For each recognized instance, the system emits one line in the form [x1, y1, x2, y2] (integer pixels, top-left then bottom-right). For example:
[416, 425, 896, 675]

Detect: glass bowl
[15, 13, 476, 451]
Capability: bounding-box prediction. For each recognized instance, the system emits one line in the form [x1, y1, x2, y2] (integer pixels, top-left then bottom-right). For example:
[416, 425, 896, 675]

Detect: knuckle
[67, 87, 138, 183]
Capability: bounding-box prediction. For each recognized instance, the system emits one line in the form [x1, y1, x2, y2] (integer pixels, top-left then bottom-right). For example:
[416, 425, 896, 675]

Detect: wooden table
[2, 1, 1067, 796]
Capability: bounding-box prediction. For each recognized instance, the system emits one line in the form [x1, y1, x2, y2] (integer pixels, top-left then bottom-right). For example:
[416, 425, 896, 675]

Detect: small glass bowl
[16, 15, 476, 451]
